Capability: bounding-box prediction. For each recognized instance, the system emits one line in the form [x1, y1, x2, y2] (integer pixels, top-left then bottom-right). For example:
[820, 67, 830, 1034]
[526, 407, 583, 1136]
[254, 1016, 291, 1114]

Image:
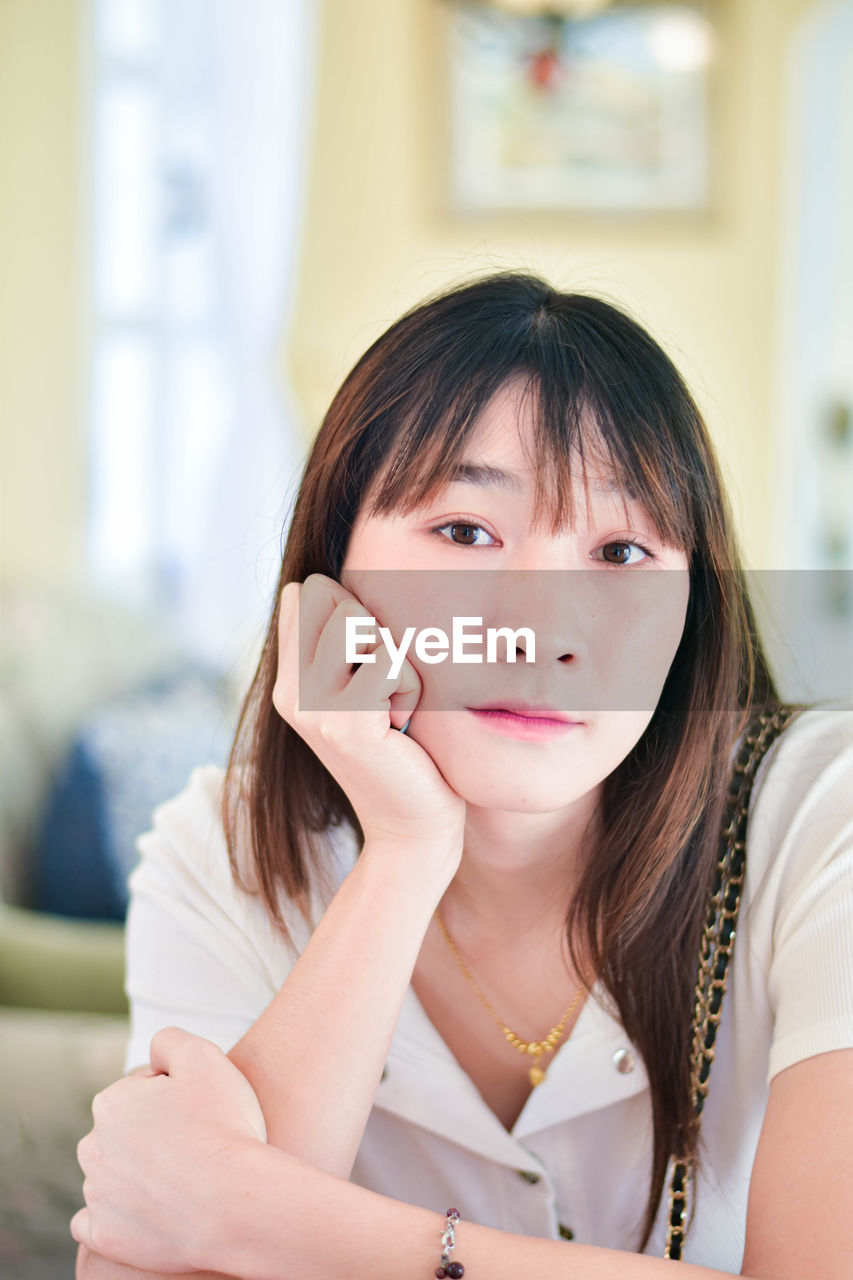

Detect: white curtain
[177, 0, 318, 675]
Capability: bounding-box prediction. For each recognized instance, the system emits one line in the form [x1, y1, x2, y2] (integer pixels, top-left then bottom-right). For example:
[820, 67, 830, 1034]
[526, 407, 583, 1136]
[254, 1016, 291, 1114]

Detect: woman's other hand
[273, 573, 466, 866]
[71, 1028, 266, 1275]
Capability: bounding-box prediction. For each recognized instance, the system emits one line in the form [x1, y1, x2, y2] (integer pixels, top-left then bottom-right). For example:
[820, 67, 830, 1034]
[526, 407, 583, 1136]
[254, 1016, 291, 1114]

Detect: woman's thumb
[148, 1025, 199, 1076]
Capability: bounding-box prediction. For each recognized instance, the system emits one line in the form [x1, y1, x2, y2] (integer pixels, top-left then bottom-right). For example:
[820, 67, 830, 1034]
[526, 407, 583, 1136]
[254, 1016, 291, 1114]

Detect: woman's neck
[440, 786, 601, 945]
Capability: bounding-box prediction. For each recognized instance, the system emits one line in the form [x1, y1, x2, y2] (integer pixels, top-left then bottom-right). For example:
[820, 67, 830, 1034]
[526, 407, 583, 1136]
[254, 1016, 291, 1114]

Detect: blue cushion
[35, 670, 233, 920]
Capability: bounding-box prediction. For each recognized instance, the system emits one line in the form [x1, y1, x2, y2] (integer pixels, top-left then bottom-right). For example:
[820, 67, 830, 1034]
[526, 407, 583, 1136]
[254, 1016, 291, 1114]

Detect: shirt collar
[373, 982, 649, 1166]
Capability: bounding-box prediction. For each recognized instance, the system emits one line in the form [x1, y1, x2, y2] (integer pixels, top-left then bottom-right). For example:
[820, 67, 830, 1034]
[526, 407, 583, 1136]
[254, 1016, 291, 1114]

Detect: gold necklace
[434, 911, 585, 1087]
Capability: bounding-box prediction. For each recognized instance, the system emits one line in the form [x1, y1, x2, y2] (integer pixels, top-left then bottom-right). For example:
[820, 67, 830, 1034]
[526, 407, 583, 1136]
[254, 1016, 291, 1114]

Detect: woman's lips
[467, 704, 583, 740]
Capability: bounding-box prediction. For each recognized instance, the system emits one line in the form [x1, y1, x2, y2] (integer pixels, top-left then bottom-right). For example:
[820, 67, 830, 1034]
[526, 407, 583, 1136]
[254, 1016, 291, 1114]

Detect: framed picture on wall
[446, 2, 721, 214]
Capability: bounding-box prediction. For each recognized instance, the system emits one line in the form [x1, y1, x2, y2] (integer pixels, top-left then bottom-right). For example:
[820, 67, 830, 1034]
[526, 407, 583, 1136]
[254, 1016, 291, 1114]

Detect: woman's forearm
[227, 840, 454, 1176]
[207, 1143, 762, 1280]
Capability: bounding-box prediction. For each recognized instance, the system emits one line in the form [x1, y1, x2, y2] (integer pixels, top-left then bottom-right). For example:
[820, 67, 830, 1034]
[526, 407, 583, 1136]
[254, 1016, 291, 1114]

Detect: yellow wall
[291, 0, 815, 567]
[0, 0, 88, 589]
[0, 0, 815, 588]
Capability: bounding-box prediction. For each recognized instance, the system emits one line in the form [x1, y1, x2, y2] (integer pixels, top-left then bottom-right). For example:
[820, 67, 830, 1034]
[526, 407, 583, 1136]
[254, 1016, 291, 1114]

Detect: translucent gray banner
[295, 570, 853, 714]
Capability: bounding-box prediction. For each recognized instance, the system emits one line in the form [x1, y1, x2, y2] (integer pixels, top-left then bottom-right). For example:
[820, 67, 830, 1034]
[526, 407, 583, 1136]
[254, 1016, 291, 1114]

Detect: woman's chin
[458, 780, 591, 814]
[415, 739, 597, 815]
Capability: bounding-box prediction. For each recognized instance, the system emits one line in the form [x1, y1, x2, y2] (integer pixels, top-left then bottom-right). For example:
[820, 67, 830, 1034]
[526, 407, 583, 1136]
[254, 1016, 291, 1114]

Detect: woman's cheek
[591, 572, 689, 713]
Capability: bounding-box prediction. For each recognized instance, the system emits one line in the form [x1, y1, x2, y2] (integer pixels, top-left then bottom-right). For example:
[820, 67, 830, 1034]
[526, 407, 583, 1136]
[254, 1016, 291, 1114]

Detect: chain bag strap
[664, 705, 798, 1261]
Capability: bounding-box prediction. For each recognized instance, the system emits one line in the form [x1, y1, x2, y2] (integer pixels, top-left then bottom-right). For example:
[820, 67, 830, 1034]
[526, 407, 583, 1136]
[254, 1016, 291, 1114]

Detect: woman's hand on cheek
[71, 1028, 267, 1275]
[274, 574, 466, 871]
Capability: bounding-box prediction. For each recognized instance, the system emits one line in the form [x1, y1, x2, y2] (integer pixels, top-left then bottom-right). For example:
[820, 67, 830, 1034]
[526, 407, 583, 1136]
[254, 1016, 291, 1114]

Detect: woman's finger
[69, 1205, 90, 1247]
[334, 640, 413, 720]
[273, 582, 301, 721]
[294, 573, 357, 664]
[388, 653, 421, 730]
[311, 596, 379, 694]
[275, 578, 376, 722]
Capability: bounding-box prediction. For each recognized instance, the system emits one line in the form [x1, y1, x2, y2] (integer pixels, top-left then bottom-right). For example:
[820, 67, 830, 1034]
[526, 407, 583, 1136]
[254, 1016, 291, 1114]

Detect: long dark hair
[223, 272, 779, 1250]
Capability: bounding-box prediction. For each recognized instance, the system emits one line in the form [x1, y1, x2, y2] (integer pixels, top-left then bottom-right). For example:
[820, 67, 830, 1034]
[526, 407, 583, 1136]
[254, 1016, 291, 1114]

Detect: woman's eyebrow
[591, 477, 639, 502]
[446, 462, 525, 493]
[445, 463, 639, 504]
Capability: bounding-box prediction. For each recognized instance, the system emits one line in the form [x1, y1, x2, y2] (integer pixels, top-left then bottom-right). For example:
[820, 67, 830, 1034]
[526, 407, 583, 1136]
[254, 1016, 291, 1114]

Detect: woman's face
[340, 381, 690, 815]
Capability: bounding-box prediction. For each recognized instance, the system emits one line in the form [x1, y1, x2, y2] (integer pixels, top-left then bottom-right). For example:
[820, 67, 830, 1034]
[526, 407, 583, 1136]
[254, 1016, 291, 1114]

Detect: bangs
[366, 366, 697, 554]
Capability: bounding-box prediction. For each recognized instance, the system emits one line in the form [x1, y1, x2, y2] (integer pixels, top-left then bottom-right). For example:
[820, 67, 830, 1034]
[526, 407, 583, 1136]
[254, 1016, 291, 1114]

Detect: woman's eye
[434, 522, 497, 547]
[596, 541, 652, 566]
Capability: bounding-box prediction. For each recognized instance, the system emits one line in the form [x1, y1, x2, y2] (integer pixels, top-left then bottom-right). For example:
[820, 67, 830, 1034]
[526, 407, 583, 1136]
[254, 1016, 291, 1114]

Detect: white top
[124, 707, 853, 1271]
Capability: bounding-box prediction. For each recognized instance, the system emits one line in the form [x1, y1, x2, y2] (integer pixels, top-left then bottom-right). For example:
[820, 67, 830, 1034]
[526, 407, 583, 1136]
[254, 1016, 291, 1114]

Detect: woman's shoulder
[744, 704, 853, 910]
[764, 702, 853, 765]
[740, 706, 853, 1078]
[132, 764, 358, 943]
[134, 764, 242, 893]
[750, 703, 853, 823]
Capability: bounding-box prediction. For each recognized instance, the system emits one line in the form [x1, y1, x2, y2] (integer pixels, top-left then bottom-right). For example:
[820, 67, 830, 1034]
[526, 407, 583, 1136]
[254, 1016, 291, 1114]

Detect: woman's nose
[480, 569, 594, 667]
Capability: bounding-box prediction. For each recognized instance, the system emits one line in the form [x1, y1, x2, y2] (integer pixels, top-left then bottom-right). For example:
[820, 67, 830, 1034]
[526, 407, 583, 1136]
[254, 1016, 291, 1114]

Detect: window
[88, 0, 232, 611]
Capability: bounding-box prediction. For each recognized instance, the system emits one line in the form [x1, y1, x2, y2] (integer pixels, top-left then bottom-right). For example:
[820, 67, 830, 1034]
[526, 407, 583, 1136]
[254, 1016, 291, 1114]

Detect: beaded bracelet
[434, 1208, 465, 1278]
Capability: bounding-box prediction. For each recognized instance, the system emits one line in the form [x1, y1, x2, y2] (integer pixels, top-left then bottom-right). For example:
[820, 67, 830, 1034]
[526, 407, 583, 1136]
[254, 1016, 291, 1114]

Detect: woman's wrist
[194, 1138, 277, 1277]
[207, 1143, 344, 1280]
[359, 831, 463, 896]
[208, 1144, 445, 1280]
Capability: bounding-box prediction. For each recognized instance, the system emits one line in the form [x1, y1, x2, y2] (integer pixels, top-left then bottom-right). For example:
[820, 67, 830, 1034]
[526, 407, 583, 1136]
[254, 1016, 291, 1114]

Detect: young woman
[72, 274, 853, 1280]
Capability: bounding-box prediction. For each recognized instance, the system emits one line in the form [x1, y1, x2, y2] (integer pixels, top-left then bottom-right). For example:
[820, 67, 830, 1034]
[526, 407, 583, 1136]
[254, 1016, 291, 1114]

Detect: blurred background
[0, 0, 851, 1275]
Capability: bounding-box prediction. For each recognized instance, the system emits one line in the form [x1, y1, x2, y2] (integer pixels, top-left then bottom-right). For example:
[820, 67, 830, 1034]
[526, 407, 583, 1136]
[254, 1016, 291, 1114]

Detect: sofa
[0, 584, 237, 1279]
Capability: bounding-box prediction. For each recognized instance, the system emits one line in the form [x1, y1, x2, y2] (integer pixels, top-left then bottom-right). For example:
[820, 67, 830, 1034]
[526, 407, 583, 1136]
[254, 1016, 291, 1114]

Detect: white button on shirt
[612, 1048, 635, 1073]
[124, 708, 853, 1272]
